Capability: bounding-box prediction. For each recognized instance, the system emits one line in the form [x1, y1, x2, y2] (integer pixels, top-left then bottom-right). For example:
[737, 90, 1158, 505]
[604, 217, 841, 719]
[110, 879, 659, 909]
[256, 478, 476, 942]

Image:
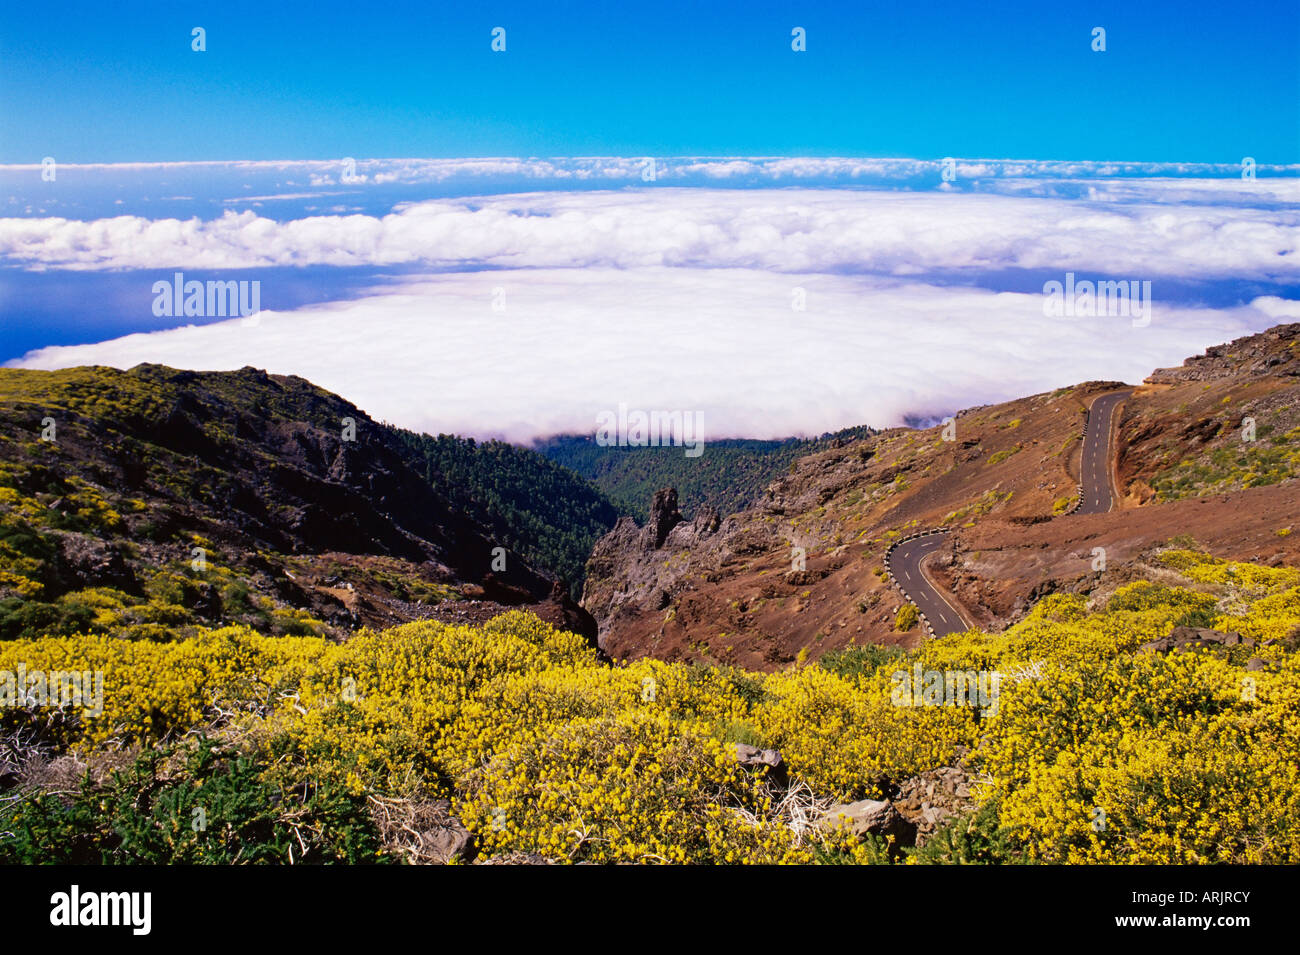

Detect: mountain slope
[390, 430, 619, 591]
[0, 364, 596, 642]
[1123, 322, 1300, 503]
[582, 324, 1300, 668]
[537, 427, 876, 524]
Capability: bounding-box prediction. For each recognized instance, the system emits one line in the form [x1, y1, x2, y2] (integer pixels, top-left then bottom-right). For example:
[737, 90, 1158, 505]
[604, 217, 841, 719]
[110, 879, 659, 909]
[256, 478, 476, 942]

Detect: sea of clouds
[3, 157, 1298, 441]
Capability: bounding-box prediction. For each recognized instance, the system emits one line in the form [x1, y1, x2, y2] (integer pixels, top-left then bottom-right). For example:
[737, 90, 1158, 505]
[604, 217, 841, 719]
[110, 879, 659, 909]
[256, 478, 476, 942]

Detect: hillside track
[885, 389, 1130, 637]
[1074, 390, 1131, 515]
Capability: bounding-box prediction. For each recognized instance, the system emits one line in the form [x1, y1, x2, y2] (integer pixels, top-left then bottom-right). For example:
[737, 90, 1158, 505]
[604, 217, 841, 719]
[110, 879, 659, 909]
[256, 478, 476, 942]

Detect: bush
[819, 644, 907, 681]
[907, 800, 1028, 865]
[894, 603, 920, 632]
[458, 713, 804, 863]
[0, 597, 95, 642]
[0, 739, 389, 864]
[2, 549, 1297, 865]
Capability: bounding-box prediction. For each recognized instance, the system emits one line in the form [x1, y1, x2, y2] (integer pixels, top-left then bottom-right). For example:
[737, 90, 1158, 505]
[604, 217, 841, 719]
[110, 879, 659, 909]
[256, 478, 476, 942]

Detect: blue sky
[2, 3, 1298, 440]
[2, 0, 1297, 164]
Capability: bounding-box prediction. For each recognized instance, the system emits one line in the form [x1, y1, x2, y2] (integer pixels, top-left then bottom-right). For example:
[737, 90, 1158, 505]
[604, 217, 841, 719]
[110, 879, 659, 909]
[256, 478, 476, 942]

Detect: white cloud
[9, 269, 1283, 442]
[990, 177, 1300, 205]
[4, 162, 1296, 442]
[2, 187, 1297, 277]
[1250, 295, 1300, 321]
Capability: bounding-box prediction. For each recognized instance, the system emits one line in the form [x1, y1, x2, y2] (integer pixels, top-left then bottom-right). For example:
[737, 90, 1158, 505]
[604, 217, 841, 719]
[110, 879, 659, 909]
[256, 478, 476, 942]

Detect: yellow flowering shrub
[984, 652, 1300, 862]
[908, 550, 1300, 863]
[458, 712, 807, 863]
[3, 550, 1298, 863]
[756, 665, 976, 798]
[1158, 549, 1300, 594]
[0, 626, 332, 747]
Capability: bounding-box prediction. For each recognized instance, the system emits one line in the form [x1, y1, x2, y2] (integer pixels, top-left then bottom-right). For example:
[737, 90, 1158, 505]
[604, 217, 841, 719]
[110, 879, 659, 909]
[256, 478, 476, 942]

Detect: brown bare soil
[584, 324, 1300, 669]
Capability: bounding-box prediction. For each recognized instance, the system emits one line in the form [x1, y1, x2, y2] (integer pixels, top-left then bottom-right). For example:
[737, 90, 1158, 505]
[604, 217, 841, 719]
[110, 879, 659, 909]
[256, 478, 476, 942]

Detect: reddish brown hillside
[583, 324, 1300, 668]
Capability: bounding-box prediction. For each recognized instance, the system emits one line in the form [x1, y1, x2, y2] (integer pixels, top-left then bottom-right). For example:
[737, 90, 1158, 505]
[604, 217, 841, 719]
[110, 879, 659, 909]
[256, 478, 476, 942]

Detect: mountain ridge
[0, 363, 602, 643]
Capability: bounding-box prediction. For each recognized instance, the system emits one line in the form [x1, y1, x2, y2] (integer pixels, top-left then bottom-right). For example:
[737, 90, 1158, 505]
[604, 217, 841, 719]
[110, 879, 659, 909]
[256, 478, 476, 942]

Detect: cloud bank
[2, 187, 1297, 278]
[11, 270, 1291, 442]
[5, 162, 1297, 441]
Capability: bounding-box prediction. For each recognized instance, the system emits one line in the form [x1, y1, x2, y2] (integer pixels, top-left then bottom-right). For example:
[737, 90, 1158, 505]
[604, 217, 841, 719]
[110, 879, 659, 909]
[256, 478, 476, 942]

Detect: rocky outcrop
[1140, 625, 1252, 654]
[816, 763, 977, 851]
[581, 487, 734, 649]
[1147, 323, 1300, 383]
[644, 488, 683, 549]
[53, 533, 139, 595]
[819, 798, 917, 847]
[892, 764, 977, 844]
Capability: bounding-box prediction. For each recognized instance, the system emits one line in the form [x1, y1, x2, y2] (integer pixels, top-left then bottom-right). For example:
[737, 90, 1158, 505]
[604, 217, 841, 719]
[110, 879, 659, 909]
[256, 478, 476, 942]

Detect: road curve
[886, 532, 966, 636]
[884, 389, 1129, 637]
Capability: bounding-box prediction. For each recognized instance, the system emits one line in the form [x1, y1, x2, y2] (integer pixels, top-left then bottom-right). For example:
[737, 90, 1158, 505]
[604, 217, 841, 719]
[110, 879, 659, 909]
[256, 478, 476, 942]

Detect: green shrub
[0, 739, 390, 864]
[907, 801, 1029, 865]
[820, 644, 907, 681]
[0, 597, 95, 642]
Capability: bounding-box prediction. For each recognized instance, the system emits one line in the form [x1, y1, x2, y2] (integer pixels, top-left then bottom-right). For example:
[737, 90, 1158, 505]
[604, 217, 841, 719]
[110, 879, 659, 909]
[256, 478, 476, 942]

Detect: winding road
[884, 390, 1130, 637]
[1075, 390, 1128, 515]
[887, 532, 969, 636]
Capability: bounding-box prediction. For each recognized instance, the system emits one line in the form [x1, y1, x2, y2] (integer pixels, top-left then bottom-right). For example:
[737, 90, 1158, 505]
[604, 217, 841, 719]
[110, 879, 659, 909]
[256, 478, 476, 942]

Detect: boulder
[1139, 626, 1252, 655]
[411, 800, 476, 864]
[919, 806, 951, 830]
[422, 821, 474, 865]
[732, 743, 783, 771]
[820, 798, 917, 846]
[372, 797, 476, 864]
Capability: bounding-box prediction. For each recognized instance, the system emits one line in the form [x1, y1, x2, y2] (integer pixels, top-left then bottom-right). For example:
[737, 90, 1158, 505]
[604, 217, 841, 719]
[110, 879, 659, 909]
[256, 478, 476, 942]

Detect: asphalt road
[1076, 390, 1129, 515]
[887, 533, 966, 636]
[885, 390, 1129, 637]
